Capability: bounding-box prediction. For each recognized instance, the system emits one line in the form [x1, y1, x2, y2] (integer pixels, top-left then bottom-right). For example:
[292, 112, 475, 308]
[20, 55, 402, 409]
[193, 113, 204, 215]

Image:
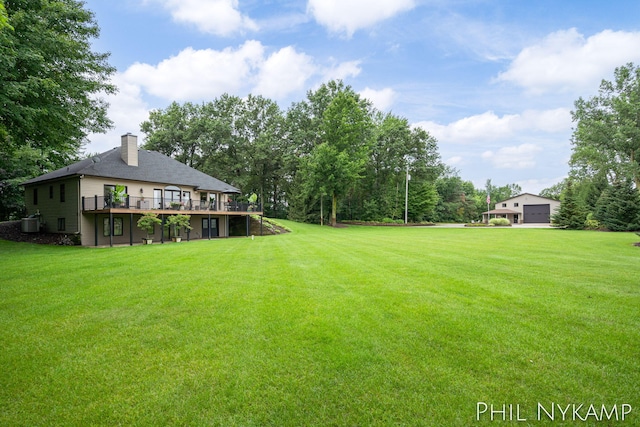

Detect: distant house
[21, 134, 262, 246]
[483, 193, 560, 224]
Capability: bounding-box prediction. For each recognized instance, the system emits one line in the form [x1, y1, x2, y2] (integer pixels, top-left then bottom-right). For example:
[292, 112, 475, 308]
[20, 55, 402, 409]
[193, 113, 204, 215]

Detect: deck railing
[82, 195, 261, 213]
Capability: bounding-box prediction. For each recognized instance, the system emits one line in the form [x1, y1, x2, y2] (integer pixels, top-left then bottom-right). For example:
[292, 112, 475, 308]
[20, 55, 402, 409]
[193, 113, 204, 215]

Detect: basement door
[202, 218, 219, 238]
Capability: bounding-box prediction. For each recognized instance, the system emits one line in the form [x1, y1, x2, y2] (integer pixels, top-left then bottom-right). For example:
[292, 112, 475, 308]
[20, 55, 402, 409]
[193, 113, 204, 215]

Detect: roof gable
[496, 193, 559, 204]
[22, 147, 240, 193]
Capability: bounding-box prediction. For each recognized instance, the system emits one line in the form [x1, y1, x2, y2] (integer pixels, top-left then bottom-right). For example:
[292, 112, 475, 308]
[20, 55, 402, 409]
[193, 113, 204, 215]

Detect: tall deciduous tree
[285, 80, 355, 222]
[0, 0, 116, 162]
[0, 0, 116, 220]
[433, 169, 478, 223]
[571, 63, 640, 190]
[141, 102, 202, 168]
[308, 90, 372, 226]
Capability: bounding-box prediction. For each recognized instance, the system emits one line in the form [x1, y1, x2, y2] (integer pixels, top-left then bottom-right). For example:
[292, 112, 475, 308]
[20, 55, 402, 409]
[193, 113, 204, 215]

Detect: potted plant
[164, 214, 192, 242]
[137, 213, 161, 244]
[170, 201, 181, 210]
[248, 193, 257, 212]
[110, 184, 128, 207]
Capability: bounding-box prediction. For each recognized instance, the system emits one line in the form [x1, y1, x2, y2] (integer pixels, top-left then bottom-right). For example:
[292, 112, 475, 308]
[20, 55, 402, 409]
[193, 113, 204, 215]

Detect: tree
[551, 180, 586, 229]
[407, 181, 439, 222]
[434, 169, 478, 223]
[141, 95, 288, 217]
[308, 90, 372, 226]
[0, 0, 116, 163]
[284, 80, 357, 222]
[594, 180, 640, 231]
[233, 95, 286, 216]
[539, 181, 565, 200]
[0, 0, 116, 220]
[141, 102, 207, 168]
[570, 63, 640, 190]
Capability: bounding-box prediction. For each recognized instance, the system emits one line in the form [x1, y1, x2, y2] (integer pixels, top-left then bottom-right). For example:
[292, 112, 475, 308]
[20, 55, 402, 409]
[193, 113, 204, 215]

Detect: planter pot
[172, 236, 182, 242]
[142, 238, 153, 244]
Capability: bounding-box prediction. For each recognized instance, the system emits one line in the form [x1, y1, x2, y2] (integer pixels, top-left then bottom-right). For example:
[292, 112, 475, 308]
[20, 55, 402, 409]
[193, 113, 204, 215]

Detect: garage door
[523, 204, 551, 223]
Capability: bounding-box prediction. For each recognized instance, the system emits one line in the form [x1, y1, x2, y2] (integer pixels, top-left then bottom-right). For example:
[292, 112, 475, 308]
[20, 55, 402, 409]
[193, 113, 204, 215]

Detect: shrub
[584, 213, 600, 230]
[137, 213, 162, 239]
[489, 218, 511, 226]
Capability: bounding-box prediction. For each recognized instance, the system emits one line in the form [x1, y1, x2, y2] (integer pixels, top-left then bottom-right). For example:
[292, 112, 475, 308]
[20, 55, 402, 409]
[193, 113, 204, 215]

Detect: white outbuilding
[483, 193, 560, 224]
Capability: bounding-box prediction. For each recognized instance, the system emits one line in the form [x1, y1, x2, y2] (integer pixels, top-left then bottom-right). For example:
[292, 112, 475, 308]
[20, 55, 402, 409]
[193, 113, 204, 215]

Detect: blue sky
[84, 0, 640, 193]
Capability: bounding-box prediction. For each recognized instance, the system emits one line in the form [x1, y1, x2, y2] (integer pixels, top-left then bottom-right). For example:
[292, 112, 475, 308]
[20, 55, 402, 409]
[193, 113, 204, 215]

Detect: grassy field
[0, 221, 639, 426]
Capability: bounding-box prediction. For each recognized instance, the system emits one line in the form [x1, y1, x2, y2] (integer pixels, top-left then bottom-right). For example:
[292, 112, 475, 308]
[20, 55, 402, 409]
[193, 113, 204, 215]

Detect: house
[482, 193, 560, 224]
[21, 134, 262, 246]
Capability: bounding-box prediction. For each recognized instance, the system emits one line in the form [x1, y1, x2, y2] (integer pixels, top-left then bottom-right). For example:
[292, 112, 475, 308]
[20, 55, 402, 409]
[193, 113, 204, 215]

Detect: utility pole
[404, 163, 410, 224]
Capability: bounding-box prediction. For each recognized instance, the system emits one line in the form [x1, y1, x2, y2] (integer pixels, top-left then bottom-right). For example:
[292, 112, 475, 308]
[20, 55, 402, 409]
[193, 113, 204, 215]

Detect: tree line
[551, 63, 640, 231]
[1, 1, 638, 230]
[140, 81, 524, 225]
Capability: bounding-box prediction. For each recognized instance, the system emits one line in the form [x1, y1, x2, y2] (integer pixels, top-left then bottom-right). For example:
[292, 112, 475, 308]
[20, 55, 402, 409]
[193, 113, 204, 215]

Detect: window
[103, 217, 124, 236]
[33, 188, 38, 205]
[165, 189, 181, 204]
[104, 185, 115, 207]
[57, 218, 66, 231]
[514, 202, 519, 207]
[501, 203, 507, 208]
[104, 184, 128, 208]
[113, 218, 123, 236]
[154, 189, 163, 209]
[49, 185, 54, 199]
[60, 184, 66, 202]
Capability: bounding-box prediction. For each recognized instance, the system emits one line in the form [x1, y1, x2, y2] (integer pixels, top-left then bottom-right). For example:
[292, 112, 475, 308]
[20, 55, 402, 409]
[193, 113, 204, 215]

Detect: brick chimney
[121, 133, 138, 167]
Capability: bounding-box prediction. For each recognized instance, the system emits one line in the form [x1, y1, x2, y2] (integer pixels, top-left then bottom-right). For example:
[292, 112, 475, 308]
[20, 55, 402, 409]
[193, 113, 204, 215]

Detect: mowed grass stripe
[0, 222, 638, 426]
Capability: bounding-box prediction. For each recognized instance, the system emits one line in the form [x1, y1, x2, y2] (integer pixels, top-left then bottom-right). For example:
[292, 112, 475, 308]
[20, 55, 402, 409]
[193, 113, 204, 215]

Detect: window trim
[103, 217, 124, 237]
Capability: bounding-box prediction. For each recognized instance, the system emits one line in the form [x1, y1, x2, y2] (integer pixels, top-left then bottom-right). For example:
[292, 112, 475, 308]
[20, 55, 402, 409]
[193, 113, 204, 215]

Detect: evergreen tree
[594, 180, 640, 231]
[551, 180, 586, 229]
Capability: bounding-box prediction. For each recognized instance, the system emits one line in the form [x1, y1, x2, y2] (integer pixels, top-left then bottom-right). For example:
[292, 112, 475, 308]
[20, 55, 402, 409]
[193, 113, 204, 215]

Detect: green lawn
[1, 222, 639, 426]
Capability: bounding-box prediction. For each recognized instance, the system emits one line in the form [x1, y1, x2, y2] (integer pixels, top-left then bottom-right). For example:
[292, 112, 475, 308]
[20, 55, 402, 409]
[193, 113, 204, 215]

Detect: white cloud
[321, 59, 362, 82]
[151, 0, 258, 36]
[253, 47, 316, 99]
[414, 112, 518, 144]
[307, 0, 415, 37]
[359, 87, 396, 112]
[481, 143, 542, 169]
[413, 108, 571, 144]
[120, 42, 363, 103]
[123, 41, 265, 100]
[497, 28, 640, 94]
[435, 13, 525, 61]
[446, 156, 464, 166]
[86, 74, 150, 154]
[516, 176, 567, 195]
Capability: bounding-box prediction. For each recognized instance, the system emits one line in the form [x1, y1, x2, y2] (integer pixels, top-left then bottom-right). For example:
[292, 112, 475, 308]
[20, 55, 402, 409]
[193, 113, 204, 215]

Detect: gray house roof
[22, 147, 240, 193]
